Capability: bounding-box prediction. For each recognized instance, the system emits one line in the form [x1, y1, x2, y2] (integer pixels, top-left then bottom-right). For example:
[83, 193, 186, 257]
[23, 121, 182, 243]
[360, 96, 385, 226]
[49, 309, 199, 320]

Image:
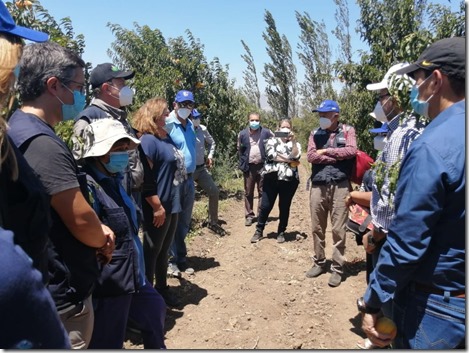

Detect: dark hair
[18, 42, 85, 101]
[448, 76, 465, 97]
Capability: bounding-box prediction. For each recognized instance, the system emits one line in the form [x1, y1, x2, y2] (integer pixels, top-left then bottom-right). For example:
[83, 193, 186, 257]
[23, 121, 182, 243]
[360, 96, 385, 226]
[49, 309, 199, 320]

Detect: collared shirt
[166, 111, 197, 173]
[370, 113, 425, 231]
[364, 100, 465, 308]
[262, 136, 301, 181]
[248, 128, 262, 164]
[194, 123, 215, 166]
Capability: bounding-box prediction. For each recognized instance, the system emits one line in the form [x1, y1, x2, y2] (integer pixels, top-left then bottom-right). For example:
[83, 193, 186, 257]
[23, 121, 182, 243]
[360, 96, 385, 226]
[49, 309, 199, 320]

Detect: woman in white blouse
[250, 119, 301, 243]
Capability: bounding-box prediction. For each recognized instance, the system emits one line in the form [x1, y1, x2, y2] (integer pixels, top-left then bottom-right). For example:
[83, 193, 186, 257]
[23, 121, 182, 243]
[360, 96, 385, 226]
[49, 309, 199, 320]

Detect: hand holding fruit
[362, 313, 396, 348]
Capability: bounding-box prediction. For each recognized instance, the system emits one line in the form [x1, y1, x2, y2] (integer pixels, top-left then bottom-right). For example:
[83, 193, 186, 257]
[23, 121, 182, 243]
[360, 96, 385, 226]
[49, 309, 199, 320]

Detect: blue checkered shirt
[370, 113, 426, 231]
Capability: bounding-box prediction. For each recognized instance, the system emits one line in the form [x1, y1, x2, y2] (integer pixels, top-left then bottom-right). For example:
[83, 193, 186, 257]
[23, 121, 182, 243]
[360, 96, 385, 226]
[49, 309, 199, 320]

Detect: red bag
[351, 150, 374, 185]
[343, 124, 374, 185]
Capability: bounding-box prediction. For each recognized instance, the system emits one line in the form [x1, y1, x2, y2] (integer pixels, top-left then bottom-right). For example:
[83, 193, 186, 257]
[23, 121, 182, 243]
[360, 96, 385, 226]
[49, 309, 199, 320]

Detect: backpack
[343, 125, 374, 185]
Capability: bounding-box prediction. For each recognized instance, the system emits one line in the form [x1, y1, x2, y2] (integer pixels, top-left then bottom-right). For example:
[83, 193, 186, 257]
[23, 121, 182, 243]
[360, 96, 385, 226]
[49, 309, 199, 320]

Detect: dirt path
[126, 162, 368, 349]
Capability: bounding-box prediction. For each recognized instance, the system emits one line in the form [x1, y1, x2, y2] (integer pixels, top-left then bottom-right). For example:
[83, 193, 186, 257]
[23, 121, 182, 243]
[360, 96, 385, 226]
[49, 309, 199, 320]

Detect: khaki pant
[59, 295, 94, 349]
[309, 179, 350, 274]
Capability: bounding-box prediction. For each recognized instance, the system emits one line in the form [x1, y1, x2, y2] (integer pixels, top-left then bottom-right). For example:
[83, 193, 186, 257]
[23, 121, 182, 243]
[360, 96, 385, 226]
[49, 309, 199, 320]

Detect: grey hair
[18, 42, 85, 101]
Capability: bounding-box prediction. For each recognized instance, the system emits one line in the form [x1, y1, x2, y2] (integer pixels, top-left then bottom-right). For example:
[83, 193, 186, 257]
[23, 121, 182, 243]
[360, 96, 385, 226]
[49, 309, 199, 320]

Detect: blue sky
[39, 0, 458, 91]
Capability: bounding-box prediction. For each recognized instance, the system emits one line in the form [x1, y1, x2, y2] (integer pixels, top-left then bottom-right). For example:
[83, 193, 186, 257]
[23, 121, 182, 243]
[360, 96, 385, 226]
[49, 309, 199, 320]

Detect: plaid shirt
[370, 113, 426, 231]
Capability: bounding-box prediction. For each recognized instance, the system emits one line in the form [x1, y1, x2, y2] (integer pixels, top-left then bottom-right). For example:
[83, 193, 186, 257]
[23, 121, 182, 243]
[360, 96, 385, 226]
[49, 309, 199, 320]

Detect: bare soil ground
[125, 162, 368, 349]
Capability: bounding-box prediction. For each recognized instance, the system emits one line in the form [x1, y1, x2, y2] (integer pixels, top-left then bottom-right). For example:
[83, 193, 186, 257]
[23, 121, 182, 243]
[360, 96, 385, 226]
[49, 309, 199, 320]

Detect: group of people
[0, 0, 228, 348]
[237, 37, 465, 350]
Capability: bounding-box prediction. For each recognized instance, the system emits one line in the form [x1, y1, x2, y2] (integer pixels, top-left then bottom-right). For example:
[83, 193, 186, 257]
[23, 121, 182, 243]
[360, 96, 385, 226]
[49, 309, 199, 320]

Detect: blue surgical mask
[56, 85, 86, 121]
[249, 121, 260, 130]
[410, 74, 434, 118]
[104, 152, 129, 174]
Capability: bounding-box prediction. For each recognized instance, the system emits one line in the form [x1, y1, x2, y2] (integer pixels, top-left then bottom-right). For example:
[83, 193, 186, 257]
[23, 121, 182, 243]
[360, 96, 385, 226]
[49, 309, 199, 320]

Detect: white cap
[366, 63, 414, 91]
[82, 119, 140, 158]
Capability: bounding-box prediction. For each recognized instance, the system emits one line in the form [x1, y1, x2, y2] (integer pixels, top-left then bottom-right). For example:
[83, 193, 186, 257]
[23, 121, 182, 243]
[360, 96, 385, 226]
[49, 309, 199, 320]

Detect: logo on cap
[421, 60, 433, 67]
[111, 65, 120, 72]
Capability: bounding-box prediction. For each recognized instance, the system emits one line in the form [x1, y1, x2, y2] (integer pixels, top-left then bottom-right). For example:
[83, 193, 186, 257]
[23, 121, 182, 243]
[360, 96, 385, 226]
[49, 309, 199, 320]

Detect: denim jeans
[393, 284, 465, 349]
[169, 176, 195, 264]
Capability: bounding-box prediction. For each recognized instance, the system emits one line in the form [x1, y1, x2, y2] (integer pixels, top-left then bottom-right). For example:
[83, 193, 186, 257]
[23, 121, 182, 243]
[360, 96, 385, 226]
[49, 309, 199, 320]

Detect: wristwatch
[357, 297, 380, 314]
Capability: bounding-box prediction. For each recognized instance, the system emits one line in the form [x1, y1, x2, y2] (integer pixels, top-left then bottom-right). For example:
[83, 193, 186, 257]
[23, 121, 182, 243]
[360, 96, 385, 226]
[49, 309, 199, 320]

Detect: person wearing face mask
[250, 119, 301, 244]
[360, 37, 465, 349]
[364, 63, 425, 304]
[72, 63, 165, 259]
[8, 42, 116, 349]
[165, 90, 197, 276]
[190, 109, 228, 236]
[306, 99, 357, 288]
[81, 119, 167, 349]
[0, 2, 71, 349]
[237, 112, 274, 227]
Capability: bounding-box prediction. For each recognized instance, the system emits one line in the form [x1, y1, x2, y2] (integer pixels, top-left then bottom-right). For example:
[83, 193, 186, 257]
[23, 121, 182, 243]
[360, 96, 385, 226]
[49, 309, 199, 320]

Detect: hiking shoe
[156, 286, 181, 308]
[178, 262, 195, 275]
[245, 217, 254, 226]
[250, 230, 263, 243]
[277, 232, 285, 243]
[305, 265, 326, 278]
[208, 223, 228, 236]
[328, 272, 342, 287]
[167, 263, 181, 278]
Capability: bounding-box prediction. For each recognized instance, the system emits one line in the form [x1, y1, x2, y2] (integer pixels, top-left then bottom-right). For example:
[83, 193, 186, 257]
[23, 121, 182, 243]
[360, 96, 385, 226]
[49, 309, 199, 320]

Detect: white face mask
[118, 86, 134, 106]
[178, 107, 191, 120]
[319, 117, 332, 130]
[372, 101, 388, 122]
[192, 119, 200, 127]
[373, 135, 387, 151]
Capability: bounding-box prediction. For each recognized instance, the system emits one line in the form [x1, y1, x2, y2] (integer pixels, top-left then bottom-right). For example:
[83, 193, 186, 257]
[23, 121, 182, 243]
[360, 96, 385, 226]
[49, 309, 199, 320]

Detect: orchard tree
[262, 10, 298, 120]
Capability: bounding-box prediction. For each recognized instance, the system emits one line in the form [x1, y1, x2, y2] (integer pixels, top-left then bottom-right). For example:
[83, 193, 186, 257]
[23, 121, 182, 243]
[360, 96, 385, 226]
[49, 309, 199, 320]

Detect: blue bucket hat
[0, 1, 49, 42]
[175, 90, 195, 103]
[313, 99, 340, 113]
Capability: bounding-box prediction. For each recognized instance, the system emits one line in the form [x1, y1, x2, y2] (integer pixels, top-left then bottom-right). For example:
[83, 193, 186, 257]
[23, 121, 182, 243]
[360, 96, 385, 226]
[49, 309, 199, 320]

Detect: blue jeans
[393, 284, 465, 349]
[170, 176, 195, 265]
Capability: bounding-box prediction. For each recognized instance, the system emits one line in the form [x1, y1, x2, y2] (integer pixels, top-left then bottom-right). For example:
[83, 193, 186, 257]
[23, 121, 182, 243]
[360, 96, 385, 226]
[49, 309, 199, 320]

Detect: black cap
[90, 63, 135, 89]
[395, 37, 465, 79]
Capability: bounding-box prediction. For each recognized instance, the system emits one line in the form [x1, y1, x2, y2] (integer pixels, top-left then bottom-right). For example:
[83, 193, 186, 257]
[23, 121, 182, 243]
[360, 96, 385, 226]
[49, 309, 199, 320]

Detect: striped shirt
[370, 113, 426, 231]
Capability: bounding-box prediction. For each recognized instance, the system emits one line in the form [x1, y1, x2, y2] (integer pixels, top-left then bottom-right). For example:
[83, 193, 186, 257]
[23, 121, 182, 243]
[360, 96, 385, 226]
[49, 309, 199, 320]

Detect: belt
[414, 282, 465, 298]
[196, 164, 205, 169]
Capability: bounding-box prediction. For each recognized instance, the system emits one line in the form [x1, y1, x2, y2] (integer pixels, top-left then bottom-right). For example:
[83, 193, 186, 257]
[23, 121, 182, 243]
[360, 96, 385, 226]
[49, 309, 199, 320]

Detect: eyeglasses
[65, 79, 86, 94]
[378, 93, 390, 100]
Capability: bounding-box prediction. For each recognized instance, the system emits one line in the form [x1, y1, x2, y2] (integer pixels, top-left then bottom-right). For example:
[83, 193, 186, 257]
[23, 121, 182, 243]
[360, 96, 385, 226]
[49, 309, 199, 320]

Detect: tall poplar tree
[262, 10, 298, 119]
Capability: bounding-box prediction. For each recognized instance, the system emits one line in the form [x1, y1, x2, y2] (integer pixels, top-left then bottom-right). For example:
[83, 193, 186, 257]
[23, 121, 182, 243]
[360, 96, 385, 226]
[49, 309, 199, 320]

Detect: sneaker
[167, 263, 181, 278]
[250, 229, 263, 243]
[305, 265, 326, 278]
[156, 286, 181, 308]
[328, 272, 342, 287]
[178, 262, 195, 275]
[245, 217, 254, 226]
[208, 223, 228, 236]
[276, 232, 285, 243]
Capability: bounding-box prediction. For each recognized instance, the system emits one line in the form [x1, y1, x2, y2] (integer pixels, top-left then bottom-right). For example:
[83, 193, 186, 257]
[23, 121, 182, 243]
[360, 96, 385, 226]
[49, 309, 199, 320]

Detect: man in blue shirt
[166, 90, 197, 276]
[359, 37, 465, 349]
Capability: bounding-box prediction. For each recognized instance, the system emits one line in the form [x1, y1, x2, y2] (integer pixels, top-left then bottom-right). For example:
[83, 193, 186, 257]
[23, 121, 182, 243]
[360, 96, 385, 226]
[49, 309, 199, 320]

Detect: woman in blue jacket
[81, 118, 166, 349]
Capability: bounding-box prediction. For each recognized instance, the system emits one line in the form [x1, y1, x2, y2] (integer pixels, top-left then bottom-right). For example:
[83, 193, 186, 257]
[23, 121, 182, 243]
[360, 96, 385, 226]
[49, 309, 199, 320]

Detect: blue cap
[175, 90, 195, 103]
[192, 109, 201, 118]
[369, 122, 389, 134]
[312, 99, 340, 113]
[0, 1, 49, 42]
